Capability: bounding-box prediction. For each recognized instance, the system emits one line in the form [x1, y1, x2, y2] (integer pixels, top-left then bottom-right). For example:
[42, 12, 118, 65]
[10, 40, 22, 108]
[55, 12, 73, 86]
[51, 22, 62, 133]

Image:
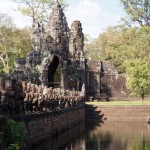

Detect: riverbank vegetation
[0, 119, 27, 150]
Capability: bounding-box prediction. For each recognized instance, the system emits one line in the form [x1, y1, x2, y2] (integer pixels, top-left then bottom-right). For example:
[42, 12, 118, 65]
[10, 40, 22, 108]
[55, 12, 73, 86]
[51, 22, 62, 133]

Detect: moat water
[31, 121, 150, 150]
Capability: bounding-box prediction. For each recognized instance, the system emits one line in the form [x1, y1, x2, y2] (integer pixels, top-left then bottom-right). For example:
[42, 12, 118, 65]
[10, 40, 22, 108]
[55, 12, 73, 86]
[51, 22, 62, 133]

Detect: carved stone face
[31, 84, 36, 92]
[56, 37, 61, 44]
[1, 91, 8, 103]
[32, 36, 41, 51]
[22, 81, 27, 91]
[5, 79, 13, 90]
[38, 85, 43, 93]
[27, 83, 31, 92]
[46, 36, 53, 43]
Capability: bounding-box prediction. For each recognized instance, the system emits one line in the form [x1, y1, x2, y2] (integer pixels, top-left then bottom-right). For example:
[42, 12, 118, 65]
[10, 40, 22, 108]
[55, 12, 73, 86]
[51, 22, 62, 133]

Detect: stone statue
[31, 20, 45, 52]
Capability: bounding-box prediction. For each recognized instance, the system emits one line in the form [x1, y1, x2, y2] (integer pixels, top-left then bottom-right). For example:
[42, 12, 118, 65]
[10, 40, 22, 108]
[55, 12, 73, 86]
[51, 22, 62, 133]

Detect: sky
[0, 0, 126, 38]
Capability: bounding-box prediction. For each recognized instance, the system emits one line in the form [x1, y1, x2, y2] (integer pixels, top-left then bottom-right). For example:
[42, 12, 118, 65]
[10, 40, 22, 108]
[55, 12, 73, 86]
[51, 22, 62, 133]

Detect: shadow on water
[2, 106, 150, 150]
[85, 104, 107, 129]
[84, 104, 113, 150]
[84, 104, 150, 150]
[30, 120, 150, 150]
[61, 104, 150, 150]
[29, 104, 107, 150]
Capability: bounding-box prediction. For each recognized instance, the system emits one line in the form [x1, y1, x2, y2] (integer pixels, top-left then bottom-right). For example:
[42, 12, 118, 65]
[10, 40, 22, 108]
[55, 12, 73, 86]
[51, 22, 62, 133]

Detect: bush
[6, 119, 27, 150]
[7, 144, 20, 150]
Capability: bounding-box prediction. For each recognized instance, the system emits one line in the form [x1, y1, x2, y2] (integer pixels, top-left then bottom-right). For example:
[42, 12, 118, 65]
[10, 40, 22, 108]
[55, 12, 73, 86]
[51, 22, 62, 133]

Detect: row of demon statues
[0, 76, 85, 115]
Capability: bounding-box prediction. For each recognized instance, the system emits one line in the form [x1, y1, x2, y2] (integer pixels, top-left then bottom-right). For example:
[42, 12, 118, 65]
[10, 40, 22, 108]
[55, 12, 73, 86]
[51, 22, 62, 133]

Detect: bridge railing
[0, 77, 85, 115]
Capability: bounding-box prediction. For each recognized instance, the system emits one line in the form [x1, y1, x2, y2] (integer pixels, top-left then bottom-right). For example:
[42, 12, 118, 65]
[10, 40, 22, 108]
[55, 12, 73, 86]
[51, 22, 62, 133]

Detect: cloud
[0, 0, 32, 28]
[65, 0, 121, 38]
[0, 0, 122, 38]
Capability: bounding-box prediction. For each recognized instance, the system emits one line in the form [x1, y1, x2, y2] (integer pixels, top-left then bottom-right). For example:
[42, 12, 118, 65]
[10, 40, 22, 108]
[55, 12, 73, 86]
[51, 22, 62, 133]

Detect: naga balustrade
[0, 76, 85, 115]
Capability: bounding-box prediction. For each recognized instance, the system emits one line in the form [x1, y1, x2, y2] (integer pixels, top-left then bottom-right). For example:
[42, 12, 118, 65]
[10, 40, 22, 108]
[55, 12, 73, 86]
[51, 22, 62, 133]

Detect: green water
[83, 121, 150, 150]
[31, 121, 150, 150]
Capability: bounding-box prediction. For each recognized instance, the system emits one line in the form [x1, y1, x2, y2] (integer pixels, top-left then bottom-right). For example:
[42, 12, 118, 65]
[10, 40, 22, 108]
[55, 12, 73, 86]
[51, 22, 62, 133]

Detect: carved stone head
[5, 79, 13, 91]
[1, 91, 8, 103]
[31, 84, 36, 92]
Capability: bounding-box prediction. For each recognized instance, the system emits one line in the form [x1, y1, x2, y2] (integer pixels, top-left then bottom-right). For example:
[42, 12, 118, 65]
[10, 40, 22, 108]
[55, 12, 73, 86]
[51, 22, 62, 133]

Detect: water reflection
[30, 121, 85, 150]
[30, 121, 150, 150]
[84, 121, 150, 150]
[63, 121, 150, 150]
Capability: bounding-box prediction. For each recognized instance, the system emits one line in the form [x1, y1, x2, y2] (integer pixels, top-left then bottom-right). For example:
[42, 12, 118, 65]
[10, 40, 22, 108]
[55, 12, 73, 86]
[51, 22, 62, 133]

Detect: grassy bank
[86, 100, 150, 106]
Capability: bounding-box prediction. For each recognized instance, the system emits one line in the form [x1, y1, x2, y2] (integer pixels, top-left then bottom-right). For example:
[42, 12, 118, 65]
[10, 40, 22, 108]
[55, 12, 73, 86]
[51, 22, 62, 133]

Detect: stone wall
[30, 121, 85, 150]
[86, 60, 101, 99]
[86, 105, 150, 121]
[12, 106, 85, 146]
[86, 60, 128, 100]
[100, 61, 129, 100]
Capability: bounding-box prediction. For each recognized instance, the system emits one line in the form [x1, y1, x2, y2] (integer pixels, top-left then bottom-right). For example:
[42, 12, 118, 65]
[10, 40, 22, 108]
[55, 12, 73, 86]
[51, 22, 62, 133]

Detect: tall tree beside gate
[14, 0, 68, 21]
[120, 0, 150, 26]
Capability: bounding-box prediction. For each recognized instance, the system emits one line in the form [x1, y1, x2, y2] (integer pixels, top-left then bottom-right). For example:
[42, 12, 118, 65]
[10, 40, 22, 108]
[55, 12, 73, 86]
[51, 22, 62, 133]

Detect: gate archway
[47, 55, 60, 88]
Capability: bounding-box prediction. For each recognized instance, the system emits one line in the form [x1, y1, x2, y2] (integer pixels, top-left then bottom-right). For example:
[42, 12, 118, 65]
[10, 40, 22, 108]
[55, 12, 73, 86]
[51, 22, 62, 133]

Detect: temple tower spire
[56, 0, 60, 4]
[46, 0, 69, 52]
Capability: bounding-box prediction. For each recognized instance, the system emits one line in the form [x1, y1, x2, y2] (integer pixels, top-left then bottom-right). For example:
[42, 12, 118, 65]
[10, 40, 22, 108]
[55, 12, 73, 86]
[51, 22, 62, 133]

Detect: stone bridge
[0, 75, 85, 116]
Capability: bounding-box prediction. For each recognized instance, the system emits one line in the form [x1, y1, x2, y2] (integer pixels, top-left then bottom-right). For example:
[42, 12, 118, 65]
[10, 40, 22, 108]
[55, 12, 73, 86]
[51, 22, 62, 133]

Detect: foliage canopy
[120, 0, 150, 26]
[85, 25, 150, 99]
[14, 0, 68, 21]
[0, 13, 31, 73]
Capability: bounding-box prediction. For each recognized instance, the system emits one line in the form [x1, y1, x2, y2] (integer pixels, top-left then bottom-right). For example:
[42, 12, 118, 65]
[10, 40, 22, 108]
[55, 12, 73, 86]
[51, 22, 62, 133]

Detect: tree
[0, 13, 15, 28]
[85, 26, 150, 73]
[0, 13, 16, 73]
[84, 33, 93, 43]
[120, 0, 150, 26]
[125, 59, 150, 100]
[85, 38, 101, 60]
[0, 13, 31, 73]
[14, 0, 68, 21]
[85, 27, 137, 73]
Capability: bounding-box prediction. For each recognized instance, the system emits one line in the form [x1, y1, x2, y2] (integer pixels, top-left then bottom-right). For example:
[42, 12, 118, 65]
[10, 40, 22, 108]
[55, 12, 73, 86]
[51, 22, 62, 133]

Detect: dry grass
[86, 100, 150, 106]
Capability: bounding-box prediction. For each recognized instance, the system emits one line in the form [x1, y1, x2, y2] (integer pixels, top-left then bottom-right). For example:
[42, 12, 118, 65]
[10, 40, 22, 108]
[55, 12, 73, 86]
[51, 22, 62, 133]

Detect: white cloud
[0, 0, 122, 38]
[65, 0, 121, 38]
[0, 0, 32, 28]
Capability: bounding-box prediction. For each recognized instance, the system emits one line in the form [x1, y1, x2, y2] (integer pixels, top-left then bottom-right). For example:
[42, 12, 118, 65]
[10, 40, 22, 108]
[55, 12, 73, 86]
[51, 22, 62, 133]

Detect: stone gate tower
[14, 1, 86, 94]
[13, 0, 129, 101]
